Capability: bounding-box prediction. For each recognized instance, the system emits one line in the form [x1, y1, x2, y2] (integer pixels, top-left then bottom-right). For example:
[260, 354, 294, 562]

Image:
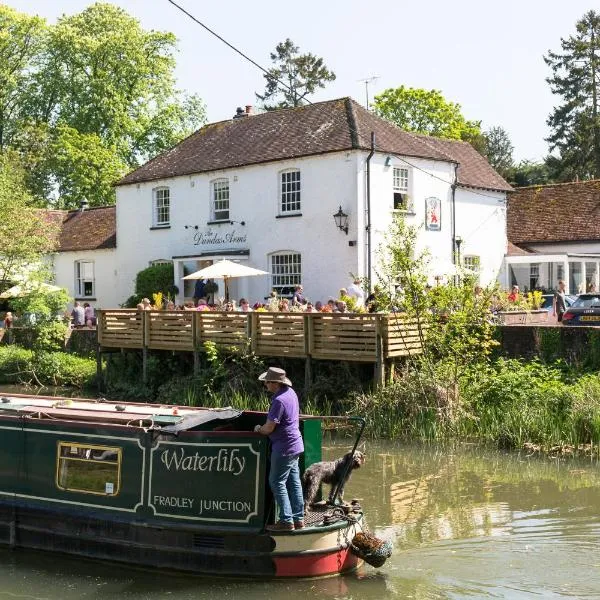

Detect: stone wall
[499, 325, 600, 369]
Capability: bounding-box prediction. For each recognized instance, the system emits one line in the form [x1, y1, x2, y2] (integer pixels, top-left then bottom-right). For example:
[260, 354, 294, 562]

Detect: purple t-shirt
[267, 386, 304, 456]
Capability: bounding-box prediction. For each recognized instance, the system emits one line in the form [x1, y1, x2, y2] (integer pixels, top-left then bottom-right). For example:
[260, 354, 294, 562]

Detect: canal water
[1, 439, 599, 599]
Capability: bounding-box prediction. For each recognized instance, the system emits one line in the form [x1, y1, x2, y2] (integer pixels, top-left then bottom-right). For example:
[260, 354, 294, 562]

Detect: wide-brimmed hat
[258, 367, 292, 387]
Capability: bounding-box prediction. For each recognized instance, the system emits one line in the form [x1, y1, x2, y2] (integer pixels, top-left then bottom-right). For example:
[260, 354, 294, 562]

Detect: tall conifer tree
[545, 11, 600, 180]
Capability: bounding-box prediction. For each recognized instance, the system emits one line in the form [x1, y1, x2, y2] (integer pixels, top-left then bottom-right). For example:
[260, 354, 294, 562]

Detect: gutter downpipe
[451, 163, 459, 264]
[366, 132, 375, 293]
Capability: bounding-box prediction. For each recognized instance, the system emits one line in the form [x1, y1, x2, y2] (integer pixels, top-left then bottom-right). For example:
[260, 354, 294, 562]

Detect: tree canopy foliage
[373, 87, 484, 149]
[0, 152, 59, 288]
[545, 10, 600, 180]
[483, 126, 514, 179]
[256, 38, 336, 110]
[0, 3, 206, 208]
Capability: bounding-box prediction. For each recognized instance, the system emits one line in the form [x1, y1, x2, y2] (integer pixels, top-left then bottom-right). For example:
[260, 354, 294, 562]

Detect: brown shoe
[266, 521, 294, 532]
[294, 520, 305, 529]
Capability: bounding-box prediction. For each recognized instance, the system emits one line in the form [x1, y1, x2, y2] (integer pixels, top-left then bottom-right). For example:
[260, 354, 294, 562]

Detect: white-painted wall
[455, 187, 507, 286]
[53, 248, 119, 310]
[116, 152, 360, 305]
[104, 150, 508, 307]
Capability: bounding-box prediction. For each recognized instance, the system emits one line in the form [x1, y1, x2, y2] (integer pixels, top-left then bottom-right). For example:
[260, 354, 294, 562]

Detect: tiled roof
[508, 180, 600, 244]
[506, 241, 534, 256]
[117, 97, 509, 192]
[56, 206, 116, 252]
[419, 136, 512, 192]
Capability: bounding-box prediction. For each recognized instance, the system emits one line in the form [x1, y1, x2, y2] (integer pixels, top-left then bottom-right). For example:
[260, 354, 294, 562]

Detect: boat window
[56, 442, 121, 496]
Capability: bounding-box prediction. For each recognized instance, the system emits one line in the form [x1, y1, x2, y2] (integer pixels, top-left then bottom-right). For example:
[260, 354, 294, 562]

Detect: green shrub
[31, 352, 96, 387]
[135, 263, 178, 301]
[0, 346, 95, 387]
[0, 346, 34, 382]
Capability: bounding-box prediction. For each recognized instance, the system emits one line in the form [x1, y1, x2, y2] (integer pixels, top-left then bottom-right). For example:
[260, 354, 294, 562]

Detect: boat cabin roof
[0, 395, 242, 430]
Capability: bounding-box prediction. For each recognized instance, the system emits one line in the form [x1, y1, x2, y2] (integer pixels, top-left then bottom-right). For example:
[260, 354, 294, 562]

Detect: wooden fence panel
[196, 312, 248, 348]
[97, 310, 425, 360]
[98, 310, 143, 348]
[254, 313, 306, 357]
[147, 311, 194, 350]
[311, 314, 379, 361]
[384, 315, 426, 356]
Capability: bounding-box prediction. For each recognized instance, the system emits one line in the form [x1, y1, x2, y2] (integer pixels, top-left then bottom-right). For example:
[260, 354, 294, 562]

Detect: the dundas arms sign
[193, 229, 247, 247]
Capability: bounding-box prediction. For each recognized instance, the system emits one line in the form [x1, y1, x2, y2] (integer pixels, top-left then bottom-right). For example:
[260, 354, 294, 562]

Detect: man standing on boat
[254, 367, 305, 531]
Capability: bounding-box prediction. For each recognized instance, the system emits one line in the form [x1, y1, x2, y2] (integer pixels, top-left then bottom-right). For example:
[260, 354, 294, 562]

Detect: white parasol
[0, 282, 65, 299]
[182, 259, 268, 300]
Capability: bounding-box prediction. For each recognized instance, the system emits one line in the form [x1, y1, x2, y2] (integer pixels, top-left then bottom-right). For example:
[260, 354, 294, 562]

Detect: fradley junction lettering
[198, 500, 252, 516]
[153, 496, 194, 508]
[193, 228, 247, 247]
[150, 440, 264, 525]
[160, 447, 245, 476]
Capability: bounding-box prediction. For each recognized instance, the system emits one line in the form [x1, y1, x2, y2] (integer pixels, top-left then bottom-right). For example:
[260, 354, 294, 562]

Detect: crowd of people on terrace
[136, 277, 380, 314]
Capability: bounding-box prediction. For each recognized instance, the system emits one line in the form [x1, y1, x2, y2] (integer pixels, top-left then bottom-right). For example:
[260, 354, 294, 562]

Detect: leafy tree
[2, 3, 206, 207]
[484, 126, 514, 178]
[256, 38, 336, 110]
[506, 160, 553, 187]
[373, 87, 483, 146]
[47, 125, 127, 209]
[0, 6, 46, 151]
[545, 10, 600, 179]
[0, 152, 60, 288]
[374, 214, 498, 419]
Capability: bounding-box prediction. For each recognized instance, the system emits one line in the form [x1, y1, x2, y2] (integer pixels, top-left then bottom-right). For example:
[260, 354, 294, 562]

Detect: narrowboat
[0, 393, 370, 578]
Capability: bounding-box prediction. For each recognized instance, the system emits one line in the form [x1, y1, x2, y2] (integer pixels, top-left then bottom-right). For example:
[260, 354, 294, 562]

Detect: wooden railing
[98, 310, 424, 362]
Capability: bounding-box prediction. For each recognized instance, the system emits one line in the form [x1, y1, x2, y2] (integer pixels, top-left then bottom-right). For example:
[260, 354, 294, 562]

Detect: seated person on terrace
[238, 298, 252, 312]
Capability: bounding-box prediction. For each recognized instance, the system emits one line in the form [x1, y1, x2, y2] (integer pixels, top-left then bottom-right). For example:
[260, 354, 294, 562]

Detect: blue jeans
[269, 452, 304, 524]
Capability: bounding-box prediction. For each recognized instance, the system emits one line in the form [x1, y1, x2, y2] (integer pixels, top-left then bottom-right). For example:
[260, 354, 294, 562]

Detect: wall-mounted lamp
[333, 206, 349, 235]
[184, 225, 199, 230]
[384, 156, 392, 167]
[229, 220, 246, 226]
[454, 236, 463, 264]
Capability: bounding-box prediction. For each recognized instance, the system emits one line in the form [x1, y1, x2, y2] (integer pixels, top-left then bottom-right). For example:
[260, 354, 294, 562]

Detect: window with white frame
[153, 187, 170, 227]
[393, 167, 412, 211]
[463, 255, 481, 283]
[212, 179, 230, 221]
[271, 252, 301, 297]
[75, 260, 95, 298]
[280, 170, 301, 213]
[530, 263, 540, 290]
[149, 259, 172, 266]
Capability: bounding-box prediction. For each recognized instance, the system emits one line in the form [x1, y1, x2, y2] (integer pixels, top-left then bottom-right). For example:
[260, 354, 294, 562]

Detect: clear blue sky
[9, 0, 596, 162]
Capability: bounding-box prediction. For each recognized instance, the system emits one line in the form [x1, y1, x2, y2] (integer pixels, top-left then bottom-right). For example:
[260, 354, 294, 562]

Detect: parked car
[540, 293, 576, 323]
[540, 294, 577, 313]
[561, 294, 600, 325]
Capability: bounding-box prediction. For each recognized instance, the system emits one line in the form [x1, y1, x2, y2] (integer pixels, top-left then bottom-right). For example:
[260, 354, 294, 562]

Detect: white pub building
[56, 98, 512, 308]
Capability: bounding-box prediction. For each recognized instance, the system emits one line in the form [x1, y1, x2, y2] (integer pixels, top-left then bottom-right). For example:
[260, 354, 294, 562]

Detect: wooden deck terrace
[97, 309, 425, 386]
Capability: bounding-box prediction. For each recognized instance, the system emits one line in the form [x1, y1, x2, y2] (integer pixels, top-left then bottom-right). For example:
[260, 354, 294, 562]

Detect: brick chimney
[245, 105, 253, 115]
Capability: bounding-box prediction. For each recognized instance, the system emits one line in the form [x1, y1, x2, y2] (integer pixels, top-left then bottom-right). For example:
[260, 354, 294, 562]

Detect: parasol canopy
[182, 259, 268, 300]
[0, 282, 64, 299]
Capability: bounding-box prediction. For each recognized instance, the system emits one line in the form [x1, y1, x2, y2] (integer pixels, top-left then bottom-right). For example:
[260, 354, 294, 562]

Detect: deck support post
[303, 315, 313, 392]
[96, 348, 103, 391]
[304, 357, 312, 392]
[142, 311, 149, 385]
[374, 315, 385, 388]
[192, 312, 200, 376]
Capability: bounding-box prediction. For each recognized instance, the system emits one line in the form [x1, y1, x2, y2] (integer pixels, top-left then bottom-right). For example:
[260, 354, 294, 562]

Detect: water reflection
[2, 439, 600, 598]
